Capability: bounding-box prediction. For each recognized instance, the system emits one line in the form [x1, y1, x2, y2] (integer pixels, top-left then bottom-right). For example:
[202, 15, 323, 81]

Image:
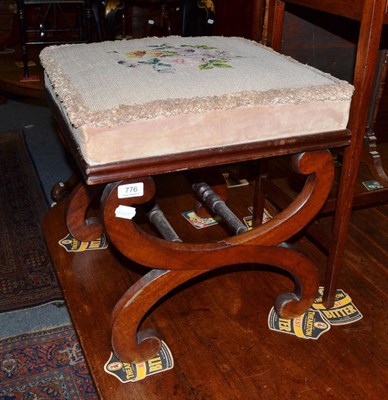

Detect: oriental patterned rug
[0, 130, 62, 312]
[0, 324, 97, 399]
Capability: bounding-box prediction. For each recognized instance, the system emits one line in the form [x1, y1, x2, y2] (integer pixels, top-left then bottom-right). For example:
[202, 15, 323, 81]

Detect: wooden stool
[41, 33, 354, 366]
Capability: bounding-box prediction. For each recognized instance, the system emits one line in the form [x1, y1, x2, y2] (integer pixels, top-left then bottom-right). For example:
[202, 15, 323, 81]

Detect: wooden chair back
[265, 0, 387, 306]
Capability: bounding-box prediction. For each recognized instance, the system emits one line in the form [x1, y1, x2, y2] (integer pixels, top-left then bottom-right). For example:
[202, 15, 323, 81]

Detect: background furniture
[0, 0, 17, 102]
[267, 0, 386, 307]
[104, 0, 213, 40]
[16, 0, 92, 79]
[0, 0, 17, 53]
[261, 0, 388, 307]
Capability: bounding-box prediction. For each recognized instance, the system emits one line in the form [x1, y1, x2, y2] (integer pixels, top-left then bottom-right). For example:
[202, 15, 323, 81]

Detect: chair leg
[91, 0, 103, 41]
[252, 160, 268, 227]
[323, 126, 381, 307]
[323, 0, 386, 308]
[83, 0, 92, 41]
[362, 48, 388, 183]
[16, 0, 29, 78]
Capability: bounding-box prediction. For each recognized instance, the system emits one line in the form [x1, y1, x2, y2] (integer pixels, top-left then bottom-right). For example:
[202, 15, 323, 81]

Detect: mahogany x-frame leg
[64, 149, 333, 363]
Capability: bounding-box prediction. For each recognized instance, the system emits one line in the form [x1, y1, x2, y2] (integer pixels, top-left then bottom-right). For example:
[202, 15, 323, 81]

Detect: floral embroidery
[111, 44, 236, 73]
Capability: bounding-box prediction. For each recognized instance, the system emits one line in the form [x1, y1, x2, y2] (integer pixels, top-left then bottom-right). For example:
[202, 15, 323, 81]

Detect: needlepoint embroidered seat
[40, 36, 353, 167]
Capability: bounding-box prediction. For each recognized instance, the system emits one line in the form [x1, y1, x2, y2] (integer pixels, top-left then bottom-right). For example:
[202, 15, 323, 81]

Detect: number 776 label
[118, 182, 144, 199]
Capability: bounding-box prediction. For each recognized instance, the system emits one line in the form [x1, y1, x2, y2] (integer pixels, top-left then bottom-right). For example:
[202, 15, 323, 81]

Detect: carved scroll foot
[110, 244, 318, 363]
[110, 268, 206, 363]
[66, 182, 104, 241]
[51, 172, 81, 203]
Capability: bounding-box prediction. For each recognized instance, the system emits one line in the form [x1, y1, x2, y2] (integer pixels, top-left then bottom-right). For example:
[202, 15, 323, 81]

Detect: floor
[43, 164, 388, 399]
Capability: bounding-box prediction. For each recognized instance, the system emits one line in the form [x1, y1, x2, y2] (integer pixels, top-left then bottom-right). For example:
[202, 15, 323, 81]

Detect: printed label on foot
[268, 287, 363, 338]
[312, 287, 363, 325]
[268, 307, 330, 340]
[312, 287, 351, 309]
[104, 340, 174, 383]
[59, 233, 108, 252]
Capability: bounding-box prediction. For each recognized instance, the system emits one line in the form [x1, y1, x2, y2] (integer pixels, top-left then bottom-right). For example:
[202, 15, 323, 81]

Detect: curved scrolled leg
[110, 245, 319, 363]
[103, 151, 330, 363]
[101, 150, 334, 270]
[238, 149, 335, 246]
[110, 268, 206, 363]
[66, 182, 104, 241]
